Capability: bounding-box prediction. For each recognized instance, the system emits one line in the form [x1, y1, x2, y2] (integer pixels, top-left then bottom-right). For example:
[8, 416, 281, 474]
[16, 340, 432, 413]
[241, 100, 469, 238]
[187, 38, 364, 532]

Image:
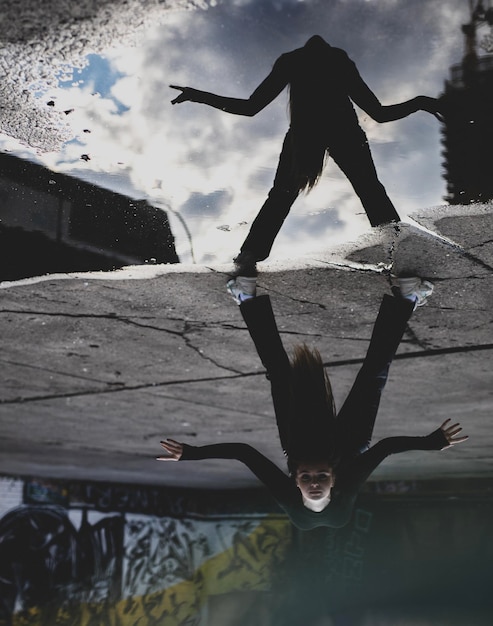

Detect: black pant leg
[330, 129, 400, 226]
[335, 295, 414, 455]
[240, 295, 292, 453]
[239, 131, 301, 261]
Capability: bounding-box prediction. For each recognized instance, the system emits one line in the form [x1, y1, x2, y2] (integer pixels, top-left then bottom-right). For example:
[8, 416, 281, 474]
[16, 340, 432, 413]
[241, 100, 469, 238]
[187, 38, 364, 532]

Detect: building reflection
[441, 1, 493, 205]
[1, 474, 491, 625]
[0, 153, 179, 282]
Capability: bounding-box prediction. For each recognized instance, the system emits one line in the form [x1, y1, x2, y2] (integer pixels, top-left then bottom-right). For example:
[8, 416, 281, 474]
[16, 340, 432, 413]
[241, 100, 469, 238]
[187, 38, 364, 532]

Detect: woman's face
[295, 463, 334, 501]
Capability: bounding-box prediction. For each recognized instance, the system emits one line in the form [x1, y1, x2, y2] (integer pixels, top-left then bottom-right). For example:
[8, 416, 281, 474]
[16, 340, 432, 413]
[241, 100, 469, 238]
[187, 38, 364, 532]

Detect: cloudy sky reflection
[20, 0, 475, 264]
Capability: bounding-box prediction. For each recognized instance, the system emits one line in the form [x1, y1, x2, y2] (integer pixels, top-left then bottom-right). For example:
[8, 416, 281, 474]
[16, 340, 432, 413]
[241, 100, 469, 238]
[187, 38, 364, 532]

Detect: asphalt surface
[0, 204, 492, 489]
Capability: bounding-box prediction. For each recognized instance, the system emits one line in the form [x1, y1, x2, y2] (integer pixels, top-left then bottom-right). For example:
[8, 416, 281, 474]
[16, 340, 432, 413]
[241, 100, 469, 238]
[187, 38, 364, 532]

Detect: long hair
[288, 131, 328, 193]
[287, 343, 337, 474]
[288, 35, 333, 192]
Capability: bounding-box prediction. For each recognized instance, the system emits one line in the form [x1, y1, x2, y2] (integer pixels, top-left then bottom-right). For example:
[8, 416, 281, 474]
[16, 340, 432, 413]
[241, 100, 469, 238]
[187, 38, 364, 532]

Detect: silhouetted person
[157, 277, 467, 531]
[171, 35, 442, 272]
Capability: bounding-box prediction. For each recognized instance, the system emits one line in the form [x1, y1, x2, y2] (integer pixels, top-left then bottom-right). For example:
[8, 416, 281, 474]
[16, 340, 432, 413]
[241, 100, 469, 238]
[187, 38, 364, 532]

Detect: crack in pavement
[402, 218, 493, 273]
[0, 357, 116, 385]
[181, 320, 244, 375]
[470, 239, 493, 250]
[0, 308, 244, 375]
[262, 286, 328, 310]
[0, 309, 184, 337]
[196, 320, 428, 344]
[446, 245, 493, 273]
[322, 342, 493, 368]
[0, 374, 253, 405]
[2, 342, 492, 406]
[210, 321, 340, 341]
[142, 391, 265, 419]
[403, 326, 430, 351]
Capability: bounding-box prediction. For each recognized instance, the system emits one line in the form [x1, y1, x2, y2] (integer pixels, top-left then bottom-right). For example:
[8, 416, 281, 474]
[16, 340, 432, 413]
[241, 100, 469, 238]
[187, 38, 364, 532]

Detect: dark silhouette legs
[239, 295, 292, 454]
[237, 128, 400, 263]
[329, 132, 400, 227]
[237, 292, 415, 466]
[335, 294, 414, 456]
[239, 294, 336, 464]
[238, 132, 299, 263]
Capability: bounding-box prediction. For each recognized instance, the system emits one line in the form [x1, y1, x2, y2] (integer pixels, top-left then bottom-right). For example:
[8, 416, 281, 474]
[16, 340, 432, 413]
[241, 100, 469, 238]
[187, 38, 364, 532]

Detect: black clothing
[186, 37, 432, 262]
[180, 294, 449, 530]
[181, 430, 447, 530]
[238, 44, 400, 260]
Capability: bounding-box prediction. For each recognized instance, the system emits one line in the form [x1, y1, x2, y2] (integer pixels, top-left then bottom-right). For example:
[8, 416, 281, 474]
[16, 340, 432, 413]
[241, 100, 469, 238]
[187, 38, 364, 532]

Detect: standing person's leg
[235, 131, 301, 265]
[330, 129, 400, 227]
[335, 294, 414, 456]
[238, 294, 292, 455]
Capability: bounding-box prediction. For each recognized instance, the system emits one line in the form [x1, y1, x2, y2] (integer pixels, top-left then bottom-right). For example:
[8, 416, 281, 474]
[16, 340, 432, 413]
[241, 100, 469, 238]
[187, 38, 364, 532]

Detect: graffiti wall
[1, 476, 492, 626]
[0, 476, 291, 626]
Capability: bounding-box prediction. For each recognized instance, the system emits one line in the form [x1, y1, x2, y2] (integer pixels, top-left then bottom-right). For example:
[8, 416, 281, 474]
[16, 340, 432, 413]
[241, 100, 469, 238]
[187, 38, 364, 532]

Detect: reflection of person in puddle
[158, 276, 468, 530]
[170, 34, 442, 275]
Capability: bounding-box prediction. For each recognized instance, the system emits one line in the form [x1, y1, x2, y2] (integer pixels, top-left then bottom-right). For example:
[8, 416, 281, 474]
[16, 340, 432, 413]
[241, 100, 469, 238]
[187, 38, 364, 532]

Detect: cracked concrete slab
[0, 205, 492, 488]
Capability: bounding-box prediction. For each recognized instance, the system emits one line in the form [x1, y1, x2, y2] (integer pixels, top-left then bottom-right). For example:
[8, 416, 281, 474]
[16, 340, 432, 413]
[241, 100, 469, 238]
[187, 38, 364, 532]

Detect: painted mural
[1, 475, 492, 625]
[0, 476, 291, 626]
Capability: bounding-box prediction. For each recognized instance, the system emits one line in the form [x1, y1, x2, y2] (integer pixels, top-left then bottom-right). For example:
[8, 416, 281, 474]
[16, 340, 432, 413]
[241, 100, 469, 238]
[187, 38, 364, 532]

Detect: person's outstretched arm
[157, 438, 292, 495]
[170, 56, 289, 117]
[345, 419, 468, 488]
[344, 55, 443, 123]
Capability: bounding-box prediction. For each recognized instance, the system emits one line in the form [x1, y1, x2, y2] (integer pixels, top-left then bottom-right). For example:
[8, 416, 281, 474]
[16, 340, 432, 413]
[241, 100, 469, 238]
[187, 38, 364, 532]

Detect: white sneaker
[395, 276, 434, 309]
[226, 276, 257, 304]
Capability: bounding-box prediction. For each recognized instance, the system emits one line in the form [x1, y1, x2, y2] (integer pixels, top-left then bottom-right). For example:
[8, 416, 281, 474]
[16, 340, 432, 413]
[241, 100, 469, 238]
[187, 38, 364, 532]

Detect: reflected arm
[346, 428, 449, 488]
[170, 57, 289, 117]
[345, 58, 441, 122]
[180, 442, 292, 493]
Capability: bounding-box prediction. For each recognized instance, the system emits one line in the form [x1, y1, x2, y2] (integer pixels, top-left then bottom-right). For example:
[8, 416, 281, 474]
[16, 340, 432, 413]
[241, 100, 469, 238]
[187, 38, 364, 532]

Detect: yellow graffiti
[12, 517, 291, 626]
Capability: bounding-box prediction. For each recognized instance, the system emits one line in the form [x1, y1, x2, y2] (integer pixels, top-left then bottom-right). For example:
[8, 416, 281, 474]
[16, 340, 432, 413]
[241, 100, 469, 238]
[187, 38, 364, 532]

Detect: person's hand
[170, 85, 197, 105]
[418, 95, 445, 123]
[439, 419, 468, 447]
[157, 438, 184, 461]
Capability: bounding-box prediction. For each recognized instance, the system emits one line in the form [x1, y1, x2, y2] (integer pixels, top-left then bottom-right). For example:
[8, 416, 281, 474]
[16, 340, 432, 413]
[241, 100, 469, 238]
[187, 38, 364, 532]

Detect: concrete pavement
[0, 204, 492, 488]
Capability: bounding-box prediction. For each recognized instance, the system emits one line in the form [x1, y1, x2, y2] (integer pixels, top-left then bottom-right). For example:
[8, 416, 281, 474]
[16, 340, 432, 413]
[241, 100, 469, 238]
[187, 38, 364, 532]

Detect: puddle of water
[1, 0, 480, 275]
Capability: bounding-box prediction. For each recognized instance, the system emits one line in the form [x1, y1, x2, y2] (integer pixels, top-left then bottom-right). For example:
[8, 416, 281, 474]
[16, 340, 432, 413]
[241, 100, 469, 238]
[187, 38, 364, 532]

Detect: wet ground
[0, 0, 470, 264]
[1, 1, 493, 624]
